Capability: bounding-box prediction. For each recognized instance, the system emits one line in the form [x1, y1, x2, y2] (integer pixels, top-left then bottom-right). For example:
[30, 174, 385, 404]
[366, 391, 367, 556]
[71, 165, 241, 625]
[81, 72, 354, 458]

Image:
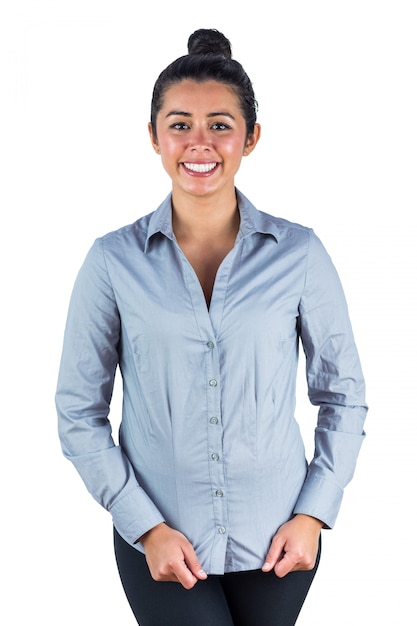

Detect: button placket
[205, 338, 227, 538]
[177, 243, 231, 564]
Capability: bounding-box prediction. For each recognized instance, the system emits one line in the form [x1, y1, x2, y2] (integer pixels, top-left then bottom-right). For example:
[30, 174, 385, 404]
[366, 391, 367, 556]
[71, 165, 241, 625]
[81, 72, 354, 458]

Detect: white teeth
[183, 162, 217, 173]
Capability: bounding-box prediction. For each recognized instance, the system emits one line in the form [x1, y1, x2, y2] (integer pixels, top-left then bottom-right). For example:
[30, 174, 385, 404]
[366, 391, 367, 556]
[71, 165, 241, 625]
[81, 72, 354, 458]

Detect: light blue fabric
[56, 189, 367, 574]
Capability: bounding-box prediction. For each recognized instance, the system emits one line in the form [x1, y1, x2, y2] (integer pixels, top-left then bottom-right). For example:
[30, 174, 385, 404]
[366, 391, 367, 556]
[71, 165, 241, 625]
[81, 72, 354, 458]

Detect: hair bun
[187, 29, 232, 59]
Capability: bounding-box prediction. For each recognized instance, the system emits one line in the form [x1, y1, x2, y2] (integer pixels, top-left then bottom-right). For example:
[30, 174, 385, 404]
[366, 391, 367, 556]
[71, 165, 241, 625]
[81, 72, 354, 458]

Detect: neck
[172, 188, 239, 241]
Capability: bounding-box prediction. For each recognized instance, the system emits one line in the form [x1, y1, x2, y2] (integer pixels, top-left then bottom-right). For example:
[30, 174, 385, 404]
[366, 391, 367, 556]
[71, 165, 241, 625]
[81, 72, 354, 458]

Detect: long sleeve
[56, 239, 164, 544]
[55, 192, 368, 573]
[293, 230, 367, 527]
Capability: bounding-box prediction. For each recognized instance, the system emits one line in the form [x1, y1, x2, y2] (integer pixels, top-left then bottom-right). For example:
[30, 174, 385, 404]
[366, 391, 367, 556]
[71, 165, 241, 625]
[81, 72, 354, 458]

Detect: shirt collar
[144, 188, 279, 253]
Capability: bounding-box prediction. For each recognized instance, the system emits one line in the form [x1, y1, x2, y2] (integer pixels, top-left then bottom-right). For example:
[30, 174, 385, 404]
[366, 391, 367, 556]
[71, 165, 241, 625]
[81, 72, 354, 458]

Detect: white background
[1, 1, 416, 623]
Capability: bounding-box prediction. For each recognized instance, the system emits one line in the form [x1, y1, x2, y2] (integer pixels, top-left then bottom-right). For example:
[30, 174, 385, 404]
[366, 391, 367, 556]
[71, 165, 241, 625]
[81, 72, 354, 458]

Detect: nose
[188, 125, 212, 152]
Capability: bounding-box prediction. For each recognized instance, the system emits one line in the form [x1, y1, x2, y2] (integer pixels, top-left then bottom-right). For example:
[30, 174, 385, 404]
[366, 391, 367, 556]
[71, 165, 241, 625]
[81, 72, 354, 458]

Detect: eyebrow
[165, 110, 235, 120]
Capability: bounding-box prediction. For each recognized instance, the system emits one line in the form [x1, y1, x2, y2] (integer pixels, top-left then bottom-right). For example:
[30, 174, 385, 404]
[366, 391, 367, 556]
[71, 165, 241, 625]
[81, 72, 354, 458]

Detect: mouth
[182, 162, 219, 175]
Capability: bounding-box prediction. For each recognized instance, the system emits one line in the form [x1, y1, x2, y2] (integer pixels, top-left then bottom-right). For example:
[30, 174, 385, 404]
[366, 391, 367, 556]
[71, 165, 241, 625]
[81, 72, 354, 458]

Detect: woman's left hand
[262, 514, 323, 578]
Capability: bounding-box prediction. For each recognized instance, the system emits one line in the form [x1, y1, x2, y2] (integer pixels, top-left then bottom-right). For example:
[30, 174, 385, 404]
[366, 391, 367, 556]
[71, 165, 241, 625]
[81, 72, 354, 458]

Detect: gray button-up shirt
[56, 189, 367, 574]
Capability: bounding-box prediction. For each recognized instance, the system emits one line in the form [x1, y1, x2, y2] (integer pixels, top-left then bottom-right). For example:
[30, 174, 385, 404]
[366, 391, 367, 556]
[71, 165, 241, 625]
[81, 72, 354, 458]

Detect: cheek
[222, 139, 246, 165]
[159, 136, 187, 159]
[158, 140, 181, 171]
[223, 135, 247, 155]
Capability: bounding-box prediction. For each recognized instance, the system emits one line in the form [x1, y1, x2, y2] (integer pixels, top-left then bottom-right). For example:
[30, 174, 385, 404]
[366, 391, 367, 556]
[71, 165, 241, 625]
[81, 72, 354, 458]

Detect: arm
[264, 231, 367, 576]
[294, 229, 367, 528]
[56, 239, 164, 544]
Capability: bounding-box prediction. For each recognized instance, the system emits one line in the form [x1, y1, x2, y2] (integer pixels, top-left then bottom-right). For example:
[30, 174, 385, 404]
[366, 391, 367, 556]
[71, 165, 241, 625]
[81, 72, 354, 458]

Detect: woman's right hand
[139, 523, 208, 589]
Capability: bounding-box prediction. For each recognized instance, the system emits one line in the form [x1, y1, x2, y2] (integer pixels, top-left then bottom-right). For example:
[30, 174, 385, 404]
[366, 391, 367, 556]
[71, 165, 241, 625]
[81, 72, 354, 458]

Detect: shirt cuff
[109, 485, 165, 546]
[293, 473, 344, 529]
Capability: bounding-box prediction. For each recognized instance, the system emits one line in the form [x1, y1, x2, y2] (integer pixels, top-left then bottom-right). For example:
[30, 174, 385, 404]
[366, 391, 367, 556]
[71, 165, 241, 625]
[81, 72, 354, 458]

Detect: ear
[148, 122, 160, 154]
[243, 123, 261, 156]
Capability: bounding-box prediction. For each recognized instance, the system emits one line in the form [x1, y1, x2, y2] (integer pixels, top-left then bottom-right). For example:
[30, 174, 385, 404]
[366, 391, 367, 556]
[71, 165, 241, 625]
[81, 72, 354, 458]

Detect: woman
[56, 28, 367, 625]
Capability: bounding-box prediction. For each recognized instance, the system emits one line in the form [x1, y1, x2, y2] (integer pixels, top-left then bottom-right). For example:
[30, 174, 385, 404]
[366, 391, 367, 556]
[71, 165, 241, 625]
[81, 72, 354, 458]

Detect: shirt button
[207, 341, 215, 349]
[210, 417, 219, 424]
[215, 489, 224, 497]
[218, 526, 226, 534]
[211, 453, 220, 461]
[209, 379, 217, 387]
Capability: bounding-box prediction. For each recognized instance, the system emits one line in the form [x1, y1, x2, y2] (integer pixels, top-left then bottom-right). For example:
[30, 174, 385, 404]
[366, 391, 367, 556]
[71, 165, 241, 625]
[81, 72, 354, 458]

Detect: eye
[170, 122, 190, 131]
[211, 122, 231, 131]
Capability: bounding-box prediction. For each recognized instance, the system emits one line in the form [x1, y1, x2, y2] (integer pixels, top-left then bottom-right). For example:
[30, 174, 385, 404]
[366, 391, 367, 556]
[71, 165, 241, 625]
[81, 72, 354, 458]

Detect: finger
[262, 537, 286, 572]
[182, 545, 207, 581]
[171, 559, 199, 589]
[274, 552, 298, 578]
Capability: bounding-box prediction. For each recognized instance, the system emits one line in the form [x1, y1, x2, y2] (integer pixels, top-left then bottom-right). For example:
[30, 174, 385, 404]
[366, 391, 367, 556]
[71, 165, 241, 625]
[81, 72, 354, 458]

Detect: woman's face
[149, 80, 260, 201]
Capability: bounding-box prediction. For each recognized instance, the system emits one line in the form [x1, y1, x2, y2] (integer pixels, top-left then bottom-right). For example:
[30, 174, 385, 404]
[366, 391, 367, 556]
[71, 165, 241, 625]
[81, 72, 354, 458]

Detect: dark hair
[150, 29, 258, 138]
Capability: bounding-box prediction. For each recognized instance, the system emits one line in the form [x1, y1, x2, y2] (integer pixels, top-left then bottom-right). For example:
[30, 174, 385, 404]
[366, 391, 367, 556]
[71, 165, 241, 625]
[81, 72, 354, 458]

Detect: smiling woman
[148, 79, 260, 212]
[56, 28, 367, 626]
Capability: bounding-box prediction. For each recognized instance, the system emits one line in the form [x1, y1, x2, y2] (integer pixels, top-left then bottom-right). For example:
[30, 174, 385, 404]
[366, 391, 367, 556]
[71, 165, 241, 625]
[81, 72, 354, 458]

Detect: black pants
[114, 528, 321, 626]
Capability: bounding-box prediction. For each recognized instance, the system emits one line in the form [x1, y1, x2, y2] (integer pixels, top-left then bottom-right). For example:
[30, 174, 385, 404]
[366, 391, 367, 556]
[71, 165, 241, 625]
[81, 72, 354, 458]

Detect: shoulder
[98, 212, 153, 251]
[95, 194, 173, 254]
[259, 210, 311, 235]
[236, 189, 313, 245]
[254, 208, 315, 254]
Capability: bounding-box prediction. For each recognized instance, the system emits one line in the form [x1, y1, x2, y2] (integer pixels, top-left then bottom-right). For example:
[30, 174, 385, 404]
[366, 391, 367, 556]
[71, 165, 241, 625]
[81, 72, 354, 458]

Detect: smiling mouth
[183, 162, 218, 173]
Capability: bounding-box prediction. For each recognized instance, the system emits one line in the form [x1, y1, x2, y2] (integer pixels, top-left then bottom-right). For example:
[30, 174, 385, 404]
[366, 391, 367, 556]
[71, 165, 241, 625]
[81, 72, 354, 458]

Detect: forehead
[160, 79, 241, 113]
